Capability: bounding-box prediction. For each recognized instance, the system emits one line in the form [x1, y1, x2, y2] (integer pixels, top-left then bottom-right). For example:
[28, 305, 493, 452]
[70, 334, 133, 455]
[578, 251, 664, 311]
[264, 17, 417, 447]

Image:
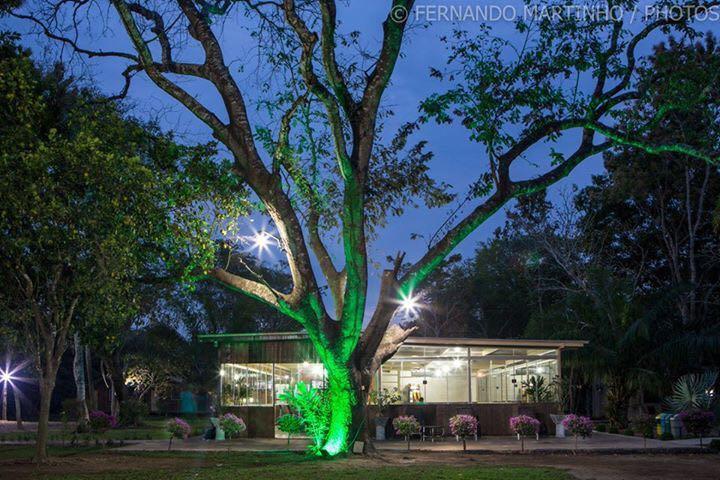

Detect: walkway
[115, 432, 712, 453]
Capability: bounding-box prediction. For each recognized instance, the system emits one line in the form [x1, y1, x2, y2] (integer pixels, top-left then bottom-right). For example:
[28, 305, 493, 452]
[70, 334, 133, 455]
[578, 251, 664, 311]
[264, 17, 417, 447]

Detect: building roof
[198, 331, 587, 349]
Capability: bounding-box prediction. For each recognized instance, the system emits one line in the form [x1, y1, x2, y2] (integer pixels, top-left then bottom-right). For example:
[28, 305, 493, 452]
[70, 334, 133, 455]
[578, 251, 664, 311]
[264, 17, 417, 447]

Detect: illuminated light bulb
[398, 291, 421, 315]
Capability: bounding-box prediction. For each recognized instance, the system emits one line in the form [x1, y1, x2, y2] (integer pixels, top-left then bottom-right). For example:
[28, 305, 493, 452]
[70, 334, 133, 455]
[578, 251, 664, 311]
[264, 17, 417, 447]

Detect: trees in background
[10, 0, 720, 453]
[0, 36, 244, 461]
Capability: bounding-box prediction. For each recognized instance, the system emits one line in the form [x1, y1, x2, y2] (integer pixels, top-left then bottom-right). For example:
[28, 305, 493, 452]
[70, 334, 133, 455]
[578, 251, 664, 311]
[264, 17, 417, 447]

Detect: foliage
[509, 415, 541, 437]
[119, 400, 148, 427]
[392, 415, 420, 451]
[667, 371, 719, 412]
[561, 415, 593, 439]
[88, 411, 117, 433]
[12, 0, 720, 456]
[595, 424, 606, 433]
[278, 382, 330, 455]
[678, 411, 716, 440]
[369, 388, 401, 414]
[522, 376, 553, 403]
[0, 35, 246, 460]
[276, 414, 304, 442]
[633, 415, 656, 439]
[449, 414, 478, 452]
[392, 415, 420, 437]
[219, 413, 246, 439]
[166, 418, 192, 440]
[622, 429, 635, 437]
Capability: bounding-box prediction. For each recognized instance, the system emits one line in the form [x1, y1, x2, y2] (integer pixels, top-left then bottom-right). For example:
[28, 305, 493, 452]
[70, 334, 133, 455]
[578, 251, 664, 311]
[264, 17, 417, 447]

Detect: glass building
[201, 332, 585, 437]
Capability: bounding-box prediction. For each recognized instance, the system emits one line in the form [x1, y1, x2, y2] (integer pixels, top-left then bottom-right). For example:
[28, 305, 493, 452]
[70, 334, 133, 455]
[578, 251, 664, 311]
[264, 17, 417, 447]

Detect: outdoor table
[421, 425, 444, 442]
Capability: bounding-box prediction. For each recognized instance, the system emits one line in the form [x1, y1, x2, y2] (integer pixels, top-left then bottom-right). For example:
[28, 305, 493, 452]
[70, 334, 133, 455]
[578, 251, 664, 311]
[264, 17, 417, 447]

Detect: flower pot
[375, 416, 389, 441]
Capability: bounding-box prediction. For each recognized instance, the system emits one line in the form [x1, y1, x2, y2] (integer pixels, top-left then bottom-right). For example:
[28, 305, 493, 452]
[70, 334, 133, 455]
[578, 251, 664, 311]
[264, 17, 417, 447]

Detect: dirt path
[374, 451, 720, 480]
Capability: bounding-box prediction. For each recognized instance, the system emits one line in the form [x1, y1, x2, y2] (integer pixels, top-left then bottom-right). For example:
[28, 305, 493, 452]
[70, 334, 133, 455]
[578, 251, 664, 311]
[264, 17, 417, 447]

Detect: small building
[199, 332, 586, 437]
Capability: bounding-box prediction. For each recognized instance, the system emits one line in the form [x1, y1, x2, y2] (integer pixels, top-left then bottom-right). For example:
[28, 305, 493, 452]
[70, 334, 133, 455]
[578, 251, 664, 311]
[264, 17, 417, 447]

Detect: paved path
[115, 432, 710, 453]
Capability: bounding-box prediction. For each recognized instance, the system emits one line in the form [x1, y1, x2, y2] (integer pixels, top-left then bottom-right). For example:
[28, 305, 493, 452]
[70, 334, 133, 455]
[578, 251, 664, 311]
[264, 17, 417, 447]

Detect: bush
[392, 415, 421, 451]
[119, 399, 148, 427]
[608, 426, 619, 434]
[219, 413, 246, 439]
[509, 415, 540, 452]
[61, 399, 83, 421]
[595, 424, 607, 432]
[708, 439, 720, 452]
[679, 410, 716, 447]
[562, 414, 593, 452]
[276, 414, 304, 444]
[166, 417, 192, 449]
[88, 410, 118, 433]
[277, 382, 331, 455]
[449, 414, 479, 452]
[622, 428, 635, 436]
[633, 414, 656, 440]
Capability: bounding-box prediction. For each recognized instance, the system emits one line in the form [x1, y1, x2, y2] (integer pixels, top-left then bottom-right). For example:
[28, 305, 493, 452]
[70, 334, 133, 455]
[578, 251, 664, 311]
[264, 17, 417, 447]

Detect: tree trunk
[85, 345, 96, 411]
[73, 333, 90, 422]
[2, 380, 7, 421]
[14, 385, 22, 429]
[321, 364, 356, 455]
[36, 374, 56, 462]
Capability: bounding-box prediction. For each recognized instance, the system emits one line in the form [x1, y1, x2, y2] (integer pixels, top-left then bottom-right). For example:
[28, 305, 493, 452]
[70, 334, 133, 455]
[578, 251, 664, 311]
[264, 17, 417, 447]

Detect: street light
[399, 291, 421, 316]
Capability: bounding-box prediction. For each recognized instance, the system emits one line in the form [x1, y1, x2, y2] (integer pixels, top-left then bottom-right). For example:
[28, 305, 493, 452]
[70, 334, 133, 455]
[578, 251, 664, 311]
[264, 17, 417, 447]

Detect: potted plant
[166, 417, 192, 450]
[369, 387, 401, 440]
[562, 414, 594, 453]
[276, 413, 304, 445]
[219, 413, 246, 439]
[449, 414, 478, 452]
[509, 415, 541, 452]
[392, 415, 420, 451]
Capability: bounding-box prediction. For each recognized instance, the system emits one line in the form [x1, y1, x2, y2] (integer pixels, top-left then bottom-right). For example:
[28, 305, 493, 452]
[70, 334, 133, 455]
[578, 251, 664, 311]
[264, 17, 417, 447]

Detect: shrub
[622, 428, 635, 436]
[61, 399, 83, 421]
[678, 410, 716, 447]
[276, 414, 304, 445]
[509, 415, 541, 452]
[449, 414, 478, 452]
[562, 414, 593, 453]
[219, 413, 247, 439]
[595, 424, 607, 432]
[608, 426, 619, 434]
[277, 382, 331, 455]
[633, 414, 656, 448]
[708, 439, 720, 452]
[166, 417, 192, 450]
[119, 399, 148, 427]
[393, 415, 421, 451]
[88, 410, 118, 433]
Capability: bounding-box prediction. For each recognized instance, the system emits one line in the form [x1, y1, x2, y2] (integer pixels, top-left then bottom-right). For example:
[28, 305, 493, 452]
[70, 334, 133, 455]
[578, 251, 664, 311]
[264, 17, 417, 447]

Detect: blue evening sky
[4, 1, 718, 320]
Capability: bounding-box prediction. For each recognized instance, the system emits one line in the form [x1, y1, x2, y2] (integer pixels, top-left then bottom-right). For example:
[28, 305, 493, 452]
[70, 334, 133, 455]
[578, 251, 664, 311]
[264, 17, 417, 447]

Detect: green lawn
[0, 448, 572, 480]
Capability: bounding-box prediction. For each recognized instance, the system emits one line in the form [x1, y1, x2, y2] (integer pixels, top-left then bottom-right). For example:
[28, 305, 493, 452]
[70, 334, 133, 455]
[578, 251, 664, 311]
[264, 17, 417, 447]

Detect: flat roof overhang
[198, 331, 586, 349]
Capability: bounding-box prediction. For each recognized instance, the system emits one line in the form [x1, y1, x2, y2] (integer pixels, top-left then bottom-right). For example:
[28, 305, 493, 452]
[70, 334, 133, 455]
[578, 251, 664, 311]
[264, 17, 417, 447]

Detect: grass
[1, 448, 572, 480]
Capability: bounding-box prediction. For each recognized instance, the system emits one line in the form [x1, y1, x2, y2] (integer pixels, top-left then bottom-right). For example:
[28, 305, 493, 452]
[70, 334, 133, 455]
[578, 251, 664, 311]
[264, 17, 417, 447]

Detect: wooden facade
[199, 332, 585, 438]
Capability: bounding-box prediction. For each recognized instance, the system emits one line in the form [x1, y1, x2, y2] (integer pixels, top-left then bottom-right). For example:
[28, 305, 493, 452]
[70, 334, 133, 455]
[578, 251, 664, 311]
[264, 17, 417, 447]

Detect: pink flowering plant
[449, 414, 478, 451]
[509, 415, 541, 452]
[562, 414, 593, 452]
[392, 415, 420, 451]
[88, 410, 118, 433]
[166, 417, 192, 450]
[219, 413, 247, 439]
[678, 410, 716, 447]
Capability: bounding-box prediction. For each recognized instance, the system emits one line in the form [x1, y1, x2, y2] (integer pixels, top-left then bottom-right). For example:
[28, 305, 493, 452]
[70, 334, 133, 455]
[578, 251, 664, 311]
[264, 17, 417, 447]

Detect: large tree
[11, 0, 720, 454]
[0, 36, 244, 461]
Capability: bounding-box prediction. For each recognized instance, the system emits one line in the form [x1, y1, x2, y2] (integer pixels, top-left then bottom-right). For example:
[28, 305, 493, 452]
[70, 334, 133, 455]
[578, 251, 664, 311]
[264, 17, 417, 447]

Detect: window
[381, 357, 469, 403]
[274, 362, 325, 403]
[220, 363, 274, 406]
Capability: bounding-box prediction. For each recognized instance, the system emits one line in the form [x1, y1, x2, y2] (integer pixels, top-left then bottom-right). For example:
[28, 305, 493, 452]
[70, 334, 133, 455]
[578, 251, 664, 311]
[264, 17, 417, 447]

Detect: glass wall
[221, 344, 559, 407]
[220, 362, 325, 407]
[220, 363, 274, 406]
[380, 345, 559, 404]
